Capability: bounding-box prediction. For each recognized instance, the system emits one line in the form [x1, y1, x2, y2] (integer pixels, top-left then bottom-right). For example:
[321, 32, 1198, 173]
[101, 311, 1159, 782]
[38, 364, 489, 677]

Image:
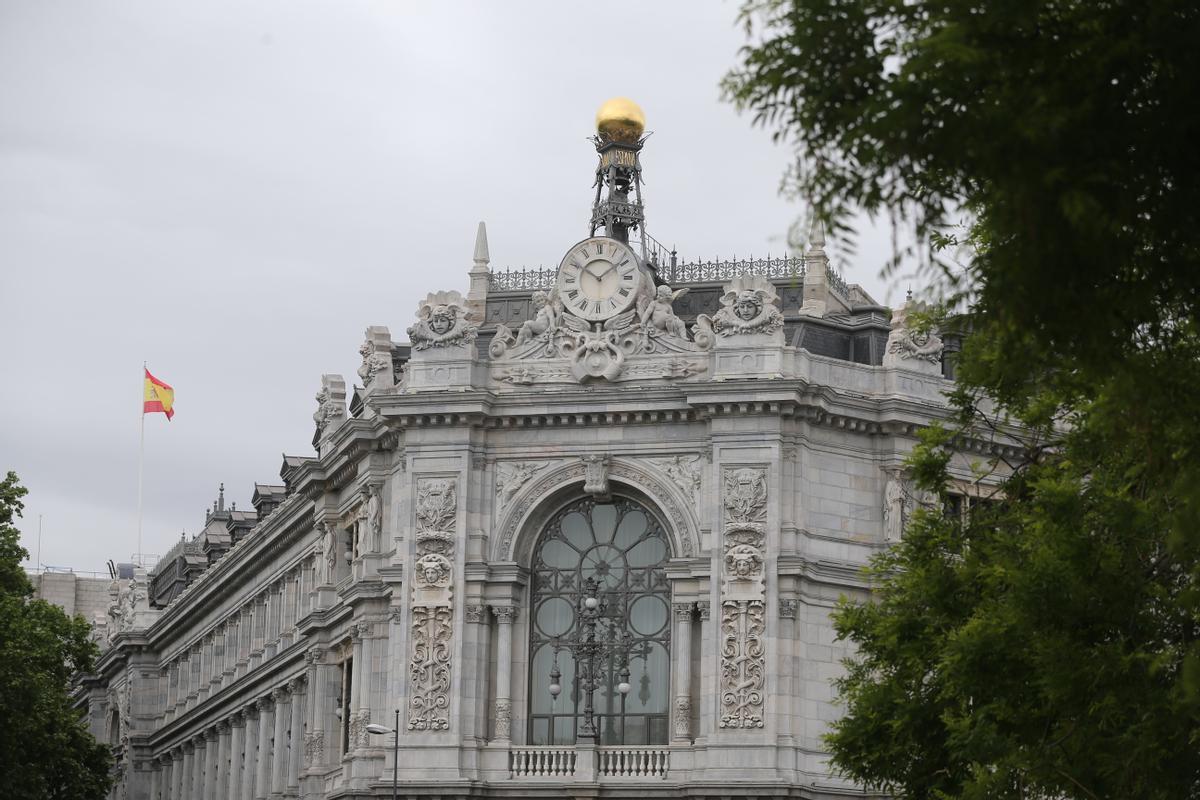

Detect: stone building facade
[78, 104, 1008, 799]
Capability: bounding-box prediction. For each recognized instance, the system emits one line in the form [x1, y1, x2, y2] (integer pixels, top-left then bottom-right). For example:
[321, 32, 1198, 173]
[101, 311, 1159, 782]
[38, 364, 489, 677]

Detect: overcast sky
[1, 1, 909, 574]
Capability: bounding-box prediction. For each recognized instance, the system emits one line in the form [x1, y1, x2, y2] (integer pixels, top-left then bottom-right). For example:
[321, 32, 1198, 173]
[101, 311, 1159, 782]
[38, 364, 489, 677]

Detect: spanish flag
[143, 368, 175, 420]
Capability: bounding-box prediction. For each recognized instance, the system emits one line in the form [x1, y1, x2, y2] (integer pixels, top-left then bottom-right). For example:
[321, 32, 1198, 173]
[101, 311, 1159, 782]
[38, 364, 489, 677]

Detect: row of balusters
[508, 746, 670, 778]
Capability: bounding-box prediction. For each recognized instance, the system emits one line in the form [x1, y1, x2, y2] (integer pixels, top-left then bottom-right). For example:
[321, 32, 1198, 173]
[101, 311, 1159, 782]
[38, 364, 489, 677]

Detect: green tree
[0, 472, 113, 799]
[725, 1, 1200, 798]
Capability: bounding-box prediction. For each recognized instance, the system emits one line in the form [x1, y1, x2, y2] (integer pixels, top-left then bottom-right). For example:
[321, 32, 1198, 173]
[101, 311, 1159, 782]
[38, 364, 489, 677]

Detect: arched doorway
[526, 495, 672, 745]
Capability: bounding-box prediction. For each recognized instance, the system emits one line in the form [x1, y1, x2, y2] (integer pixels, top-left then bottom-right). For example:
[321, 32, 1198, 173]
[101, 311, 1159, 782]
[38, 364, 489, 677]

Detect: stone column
[148, 759, 161, 800]
[466, 605, 491, 739]
[154, 755, 169, 800]
[348, 624, 366, 752]
[242, 705, 260, 800]
[779, 598, 799, 740]
[271, 686, 291, 796]
[302, 648, 327, 775]
[697, 601, 713, 736]
[216, 721, 232, 799]
[254, 695, 275, 799]
[205, 727, 221, 800]
[191, 735, 207, 800]
[491, 605, 518, 741]
[172, 747, 186, 800]
[672, 602, 695, 742]
[286, 677, 306, 795]
[227, 712, 245, 800]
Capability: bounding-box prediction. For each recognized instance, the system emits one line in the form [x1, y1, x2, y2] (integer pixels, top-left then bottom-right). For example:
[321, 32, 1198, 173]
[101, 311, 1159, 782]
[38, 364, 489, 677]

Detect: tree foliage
[0, 472, 113, 799]
[725, 1, 1200, 797]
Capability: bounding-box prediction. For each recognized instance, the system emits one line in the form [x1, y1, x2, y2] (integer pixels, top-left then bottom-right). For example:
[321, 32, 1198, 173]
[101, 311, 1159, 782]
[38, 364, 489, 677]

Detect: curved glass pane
[528, 496, 672, 745]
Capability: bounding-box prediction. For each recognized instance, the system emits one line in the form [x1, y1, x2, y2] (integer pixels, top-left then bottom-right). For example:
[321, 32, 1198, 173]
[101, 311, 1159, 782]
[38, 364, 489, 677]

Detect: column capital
[256, 694, 275, 712]
[287, 675, 306, 694]
[272, 685, 290, 703]
[229, 709, 247, 727]
[696, 600, 711, 621]
[305, 646, 325, 665]
[779, 598, 799, 619]
[491, 605, 519, 624]
[464, 605, 487, 623]
[672, 602, 695, 621]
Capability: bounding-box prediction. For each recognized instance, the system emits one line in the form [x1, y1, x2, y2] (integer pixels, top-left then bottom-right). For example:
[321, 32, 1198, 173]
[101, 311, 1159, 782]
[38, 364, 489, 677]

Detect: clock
[555, 237, 643, 321]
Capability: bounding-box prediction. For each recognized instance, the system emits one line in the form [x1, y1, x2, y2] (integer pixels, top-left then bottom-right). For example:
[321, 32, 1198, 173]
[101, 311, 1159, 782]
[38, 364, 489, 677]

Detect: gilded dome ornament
[596, 97, 645, 142]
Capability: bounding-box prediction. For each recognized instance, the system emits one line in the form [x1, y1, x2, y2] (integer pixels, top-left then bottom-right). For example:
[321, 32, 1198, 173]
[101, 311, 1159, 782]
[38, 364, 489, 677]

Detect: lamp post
[547, 576, 636, 743]
[365, 709, 399, 800]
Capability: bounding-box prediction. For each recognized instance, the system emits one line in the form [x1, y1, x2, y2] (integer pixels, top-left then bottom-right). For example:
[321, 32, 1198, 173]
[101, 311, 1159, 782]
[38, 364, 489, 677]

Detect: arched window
[527, 496, 672, 745]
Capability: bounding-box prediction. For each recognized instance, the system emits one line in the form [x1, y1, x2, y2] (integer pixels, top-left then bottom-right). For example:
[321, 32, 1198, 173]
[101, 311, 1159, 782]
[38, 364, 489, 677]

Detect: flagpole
[137, 361, 145, 567]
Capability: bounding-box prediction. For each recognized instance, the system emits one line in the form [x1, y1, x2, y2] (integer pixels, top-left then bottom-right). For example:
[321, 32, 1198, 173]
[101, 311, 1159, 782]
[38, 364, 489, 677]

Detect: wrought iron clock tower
[589, 97, 649, 256]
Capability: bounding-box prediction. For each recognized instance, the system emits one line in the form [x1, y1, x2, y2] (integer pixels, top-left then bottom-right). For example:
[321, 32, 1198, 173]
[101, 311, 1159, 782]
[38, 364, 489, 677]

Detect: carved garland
[408, 477, 457, 732]
[719, 467, 768, 729]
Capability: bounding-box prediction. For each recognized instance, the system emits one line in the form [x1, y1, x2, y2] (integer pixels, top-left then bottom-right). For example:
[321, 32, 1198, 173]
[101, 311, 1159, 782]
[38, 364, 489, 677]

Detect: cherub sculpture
[638, 284, 689, 339]
[515, 289, 562, 346]
[408, 290, 479, 351]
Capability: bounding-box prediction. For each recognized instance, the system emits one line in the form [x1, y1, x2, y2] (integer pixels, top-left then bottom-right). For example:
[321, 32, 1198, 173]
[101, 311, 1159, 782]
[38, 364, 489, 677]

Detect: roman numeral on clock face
[567, 289, 579, 301]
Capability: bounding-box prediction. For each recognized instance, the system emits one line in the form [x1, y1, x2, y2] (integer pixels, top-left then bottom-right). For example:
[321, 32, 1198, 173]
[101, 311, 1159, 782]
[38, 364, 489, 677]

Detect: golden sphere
[596, 97, 645, 142]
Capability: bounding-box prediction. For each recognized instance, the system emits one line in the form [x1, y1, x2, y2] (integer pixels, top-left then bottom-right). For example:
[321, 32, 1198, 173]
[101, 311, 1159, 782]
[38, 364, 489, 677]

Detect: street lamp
[365, 709, 400, 800]
[548, 576, 637, 743]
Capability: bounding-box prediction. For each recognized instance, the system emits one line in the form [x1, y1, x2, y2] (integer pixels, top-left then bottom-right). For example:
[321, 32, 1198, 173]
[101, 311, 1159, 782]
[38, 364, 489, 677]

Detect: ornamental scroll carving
[720, 467, 768, 729]
[409, 477, 457, 732]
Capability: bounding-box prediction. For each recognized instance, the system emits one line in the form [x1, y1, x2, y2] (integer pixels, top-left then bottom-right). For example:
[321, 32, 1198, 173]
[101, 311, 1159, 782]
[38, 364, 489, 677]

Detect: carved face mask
[430, 309, 455, 335]
[735, 294, 761, 321]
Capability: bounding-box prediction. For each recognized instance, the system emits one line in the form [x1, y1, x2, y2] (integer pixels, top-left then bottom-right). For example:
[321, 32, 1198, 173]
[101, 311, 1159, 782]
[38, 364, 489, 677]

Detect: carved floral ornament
[720, 466, 768, 730]
[407, 290, 479, 351]
[494, 456, 700, 561]
[409, 477, 458, 733]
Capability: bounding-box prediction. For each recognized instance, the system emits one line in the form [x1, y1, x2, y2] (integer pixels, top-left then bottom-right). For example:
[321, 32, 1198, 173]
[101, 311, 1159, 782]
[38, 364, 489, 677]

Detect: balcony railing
[509, 746, 577, 778]
[508, 746, 669, 780]
[598, 747, 670, 779]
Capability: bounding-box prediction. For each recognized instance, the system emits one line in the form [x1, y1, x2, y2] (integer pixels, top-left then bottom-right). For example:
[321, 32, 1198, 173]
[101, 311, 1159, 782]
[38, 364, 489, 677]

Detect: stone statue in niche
[316, 522, 337, 585]
[364, 484, 383, 553]
[407, 290, 479, 351]
[883, 473, 905, 543]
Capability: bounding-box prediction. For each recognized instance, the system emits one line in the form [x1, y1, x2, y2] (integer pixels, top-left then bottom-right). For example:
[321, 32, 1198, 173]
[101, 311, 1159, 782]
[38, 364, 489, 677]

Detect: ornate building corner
[408, 477, 457, 732]
[407, 290, 479, 351]
[719, 467, 768, 730]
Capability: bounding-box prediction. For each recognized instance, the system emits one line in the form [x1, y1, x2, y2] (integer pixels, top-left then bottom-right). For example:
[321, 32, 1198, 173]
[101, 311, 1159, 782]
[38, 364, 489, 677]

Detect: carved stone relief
[494, 698, 512, 740]
[673, 696, 692, 738]
[489, 284, 711, 384]
[647, 455, 703, 505]
[408, 291, 479, 351]
[883, 296, 944, 367]
[312, 374, 347, 440]
[495, 460, 556, 509]
[693, 275, 784, 345]
[720, 467, 768, 730]
[409, 477, 457, 732]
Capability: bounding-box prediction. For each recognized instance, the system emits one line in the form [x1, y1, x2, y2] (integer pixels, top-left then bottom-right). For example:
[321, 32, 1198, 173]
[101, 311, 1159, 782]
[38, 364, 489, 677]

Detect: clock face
[555, 237, 642, 321]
